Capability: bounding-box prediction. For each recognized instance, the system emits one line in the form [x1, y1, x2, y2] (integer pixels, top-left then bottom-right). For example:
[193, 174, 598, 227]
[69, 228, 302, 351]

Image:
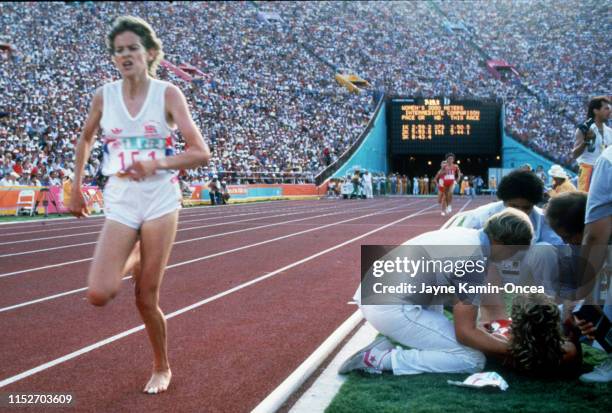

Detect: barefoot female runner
[70, 16, 210, 394]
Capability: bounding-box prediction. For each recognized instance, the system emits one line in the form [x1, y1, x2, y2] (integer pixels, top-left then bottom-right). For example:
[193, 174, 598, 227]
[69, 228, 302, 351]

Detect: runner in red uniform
[433, 160, 447, 216]
[441, 153, 461, 214]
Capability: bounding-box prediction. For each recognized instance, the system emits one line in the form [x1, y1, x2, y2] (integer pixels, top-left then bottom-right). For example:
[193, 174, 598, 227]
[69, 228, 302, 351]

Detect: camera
[572, 301, 612, 353]
[577, 118, 596, 152]
[577, 118, 595, 135]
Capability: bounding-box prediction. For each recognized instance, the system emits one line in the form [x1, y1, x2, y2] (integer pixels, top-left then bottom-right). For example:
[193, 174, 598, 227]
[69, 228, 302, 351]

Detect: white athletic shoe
[580, 356, 612, 383]
[446, 205, 452, 213]
[441, 211, 446, 216]
[338, 336, 394, 375]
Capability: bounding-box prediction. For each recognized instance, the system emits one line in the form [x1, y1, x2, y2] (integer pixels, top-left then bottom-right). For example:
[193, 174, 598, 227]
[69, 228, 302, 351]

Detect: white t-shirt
[355, 227, 489, 305]
[576, 122, 612, 166]
[460, 201, 563, 245]
[100, 79, 175, 176]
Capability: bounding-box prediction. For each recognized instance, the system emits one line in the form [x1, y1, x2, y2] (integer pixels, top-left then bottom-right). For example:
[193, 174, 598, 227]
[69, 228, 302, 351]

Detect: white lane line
[0, 202, 435, 388]
[0, 286, 90, 313]
[0, 199, 300, 228]
[0, 204, 345, 258]
[0, 231, 101, 246]
[458, 198, 472, 212]
[0, 201, 421, 311]
[0, 223, 104, 237]
[0, 200, 350, 245]
[0, 204, 308, 237]
[0, 203, 337, 243]
[0, 200, 408, 278]
[0, 199, 318, 232]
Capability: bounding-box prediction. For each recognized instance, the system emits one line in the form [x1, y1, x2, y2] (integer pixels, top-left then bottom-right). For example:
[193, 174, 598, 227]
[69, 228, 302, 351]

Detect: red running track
[0, 197, 488, 412]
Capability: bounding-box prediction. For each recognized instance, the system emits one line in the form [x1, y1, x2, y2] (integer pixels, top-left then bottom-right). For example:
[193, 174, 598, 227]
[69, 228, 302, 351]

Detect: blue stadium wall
[329, 101, 573, 179]
[331, 102, 388, 178]
[502, 133, 571, 174]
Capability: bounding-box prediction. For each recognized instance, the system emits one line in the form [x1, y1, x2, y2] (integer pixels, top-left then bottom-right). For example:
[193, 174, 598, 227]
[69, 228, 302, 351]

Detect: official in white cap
[547, 164, 577, 198]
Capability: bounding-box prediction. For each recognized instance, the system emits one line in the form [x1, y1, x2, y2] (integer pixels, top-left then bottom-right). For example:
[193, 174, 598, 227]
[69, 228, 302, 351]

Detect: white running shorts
[103, 174, 182, 229]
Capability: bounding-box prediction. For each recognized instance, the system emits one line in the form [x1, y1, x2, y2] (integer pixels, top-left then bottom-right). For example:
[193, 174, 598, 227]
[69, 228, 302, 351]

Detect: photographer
[208, 174, 222, 205]
[572, 96, 611, 192]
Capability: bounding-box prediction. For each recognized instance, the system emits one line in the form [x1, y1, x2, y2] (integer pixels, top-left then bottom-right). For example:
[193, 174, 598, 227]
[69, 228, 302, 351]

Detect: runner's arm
[73, 88, 103, 190]
[158, 84, 210, 170]
[70, 88, 103, 217]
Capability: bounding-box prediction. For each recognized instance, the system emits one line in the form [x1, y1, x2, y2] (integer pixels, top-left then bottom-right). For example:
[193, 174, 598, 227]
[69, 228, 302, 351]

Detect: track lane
[0, 199, 432, 381]
[0, 198, 486, 412]
[0, 201, 402, 307]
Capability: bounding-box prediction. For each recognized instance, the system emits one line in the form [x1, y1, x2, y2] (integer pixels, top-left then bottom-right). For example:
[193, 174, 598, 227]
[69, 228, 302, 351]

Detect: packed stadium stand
[0, 1, 609, 185]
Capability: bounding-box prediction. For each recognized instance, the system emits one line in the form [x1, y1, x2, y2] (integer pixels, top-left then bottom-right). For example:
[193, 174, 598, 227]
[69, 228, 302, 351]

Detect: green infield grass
[327, 344, 610, 413]
[328, 299, 611, 413]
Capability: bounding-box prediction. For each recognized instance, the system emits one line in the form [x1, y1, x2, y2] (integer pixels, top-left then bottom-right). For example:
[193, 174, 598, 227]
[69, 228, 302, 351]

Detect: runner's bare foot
[143, 369, 172, 394]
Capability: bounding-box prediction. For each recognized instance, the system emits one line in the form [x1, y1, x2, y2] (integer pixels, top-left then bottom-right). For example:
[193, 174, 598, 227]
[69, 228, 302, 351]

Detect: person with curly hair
[508, 293, 581, 377]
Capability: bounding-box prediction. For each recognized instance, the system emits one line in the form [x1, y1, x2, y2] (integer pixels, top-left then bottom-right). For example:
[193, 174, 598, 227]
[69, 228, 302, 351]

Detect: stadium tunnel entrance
[390, 154, 502, 179]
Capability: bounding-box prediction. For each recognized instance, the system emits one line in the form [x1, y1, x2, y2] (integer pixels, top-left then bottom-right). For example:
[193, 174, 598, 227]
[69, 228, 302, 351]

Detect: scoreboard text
[388, 97, 501, 155]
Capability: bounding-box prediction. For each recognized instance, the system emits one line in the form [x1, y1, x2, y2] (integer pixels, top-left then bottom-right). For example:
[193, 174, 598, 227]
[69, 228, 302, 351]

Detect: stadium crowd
[0, 1, 372, 186]
[263, 0, 609, 166]
[0, 1, 609, 185]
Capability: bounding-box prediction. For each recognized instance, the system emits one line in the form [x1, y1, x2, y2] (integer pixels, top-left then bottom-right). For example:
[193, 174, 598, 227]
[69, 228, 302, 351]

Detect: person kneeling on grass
[339, 209, 580, 376]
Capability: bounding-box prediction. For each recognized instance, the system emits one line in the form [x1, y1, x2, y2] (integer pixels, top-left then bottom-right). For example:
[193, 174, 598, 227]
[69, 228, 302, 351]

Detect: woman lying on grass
[506, 293, 582, 378]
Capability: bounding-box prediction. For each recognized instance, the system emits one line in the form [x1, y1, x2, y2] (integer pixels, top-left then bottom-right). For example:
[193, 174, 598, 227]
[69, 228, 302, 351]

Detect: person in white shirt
[572, 96, 611, 192]
[459, 170, 563, 298]
[363, 170, 373, 199]
[0, 171, 19, 186]
[69, 16, 210, 394]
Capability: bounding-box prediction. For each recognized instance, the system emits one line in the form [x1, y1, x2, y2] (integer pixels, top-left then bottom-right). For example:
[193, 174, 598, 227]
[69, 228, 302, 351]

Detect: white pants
[360, 304, 486, 375]
[365, 183, 373, 198]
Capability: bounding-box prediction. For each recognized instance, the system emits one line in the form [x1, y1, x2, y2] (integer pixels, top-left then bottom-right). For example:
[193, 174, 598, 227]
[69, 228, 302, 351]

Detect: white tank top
[576, 123, 612, 166]
[100, 79, 175, 176]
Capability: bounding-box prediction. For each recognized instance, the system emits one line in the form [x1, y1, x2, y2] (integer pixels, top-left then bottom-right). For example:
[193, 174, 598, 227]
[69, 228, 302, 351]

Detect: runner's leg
[87, 220, 139, 306]
[135, 210, 179, 394]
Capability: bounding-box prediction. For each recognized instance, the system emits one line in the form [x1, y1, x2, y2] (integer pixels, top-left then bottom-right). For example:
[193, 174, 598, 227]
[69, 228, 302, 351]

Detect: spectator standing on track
[69, 16, 210, 395]
[474, 175, 484, 195]
[572, 96, 612, 192]
[390, 173, 397, 195]
[412, 176, 419, 195]
[363, 170, 373, 199]
[489, 175, 497, 196]
[351, 169, 362, 199]
[208, 174, 222, 205]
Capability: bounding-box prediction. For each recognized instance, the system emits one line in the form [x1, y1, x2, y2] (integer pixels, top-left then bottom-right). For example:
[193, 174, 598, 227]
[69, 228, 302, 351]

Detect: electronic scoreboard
[387, 97, 502, 155]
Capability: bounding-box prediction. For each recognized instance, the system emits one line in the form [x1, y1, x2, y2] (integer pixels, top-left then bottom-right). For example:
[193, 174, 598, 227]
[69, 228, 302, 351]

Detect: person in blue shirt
[574, 146, 612, 383]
